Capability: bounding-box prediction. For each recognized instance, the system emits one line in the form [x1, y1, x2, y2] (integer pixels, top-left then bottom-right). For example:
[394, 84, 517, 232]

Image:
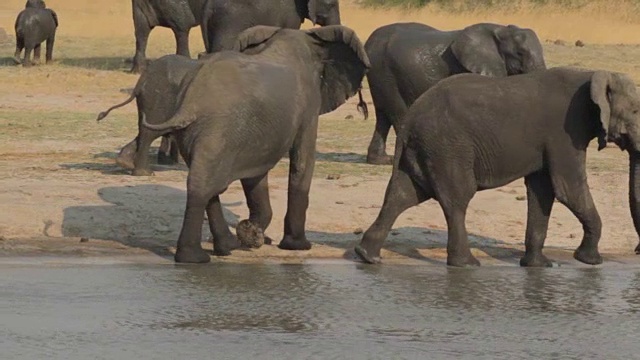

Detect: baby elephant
[14, 0, 58, 66]
[355, 67, 640, 267]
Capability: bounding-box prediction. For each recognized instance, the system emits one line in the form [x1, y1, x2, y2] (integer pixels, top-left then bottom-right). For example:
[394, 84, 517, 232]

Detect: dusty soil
[1, 0, 640, 266]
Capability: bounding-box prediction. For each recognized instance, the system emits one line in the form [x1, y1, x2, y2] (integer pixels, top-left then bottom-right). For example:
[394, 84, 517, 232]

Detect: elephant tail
[141, 110, 195, 132]
[356, 89, 369, 120]
[96, 92, 137, 122]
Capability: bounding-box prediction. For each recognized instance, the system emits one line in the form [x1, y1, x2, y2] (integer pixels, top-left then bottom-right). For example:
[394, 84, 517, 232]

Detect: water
[1, 260, 640, 359]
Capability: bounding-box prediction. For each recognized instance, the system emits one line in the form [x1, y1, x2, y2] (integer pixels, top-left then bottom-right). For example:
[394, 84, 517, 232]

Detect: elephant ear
[233, 26, 281, 54]
[48, 9, 58, 27]
[308, 0, 318, 25]
[590, 71, 612, 150]
[451, 24, 507, 77]
[306, 25, 370, 115]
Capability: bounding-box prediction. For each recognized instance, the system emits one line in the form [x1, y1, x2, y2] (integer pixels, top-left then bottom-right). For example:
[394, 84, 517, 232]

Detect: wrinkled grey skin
[201, 0, 340, 52]
[360, 22, 546, 165]
[355, 67, 640, 267]
[13, 0, 58, 67]
[131, 0, 207, 73]
[97, 55, 202, 176]
[142, 25, 369, 263]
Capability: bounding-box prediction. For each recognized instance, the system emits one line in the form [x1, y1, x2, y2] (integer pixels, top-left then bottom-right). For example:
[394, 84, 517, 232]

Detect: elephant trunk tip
[357, 90, 369, 120]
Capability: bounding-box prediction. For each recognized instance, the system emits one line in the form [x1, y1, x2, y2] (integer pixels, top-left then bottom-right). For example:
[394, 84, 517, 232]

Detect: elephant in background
[201, 0, 341, 53]
[130, 0, 208, 73]
[142, 25, 369, 263]
[360, 22, 546, 165]
[97, 54, 204, 176]
[355, 67, 640, 267]
[13, 0, 58, 67]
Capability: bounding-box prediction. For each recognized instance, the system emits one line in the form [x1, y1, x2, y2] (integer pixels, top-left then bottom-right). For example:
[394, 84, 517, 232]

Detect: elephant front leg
[131, 18, 151, 73]
[22, 46, 33, 67]
[520, 171, 555, 267]
[174, 194, 211, 263]
[13, 37, 24, 64]
[278, 122, 318, 251]
[174, 29, 191, 58]
[237, 173, 273, 248]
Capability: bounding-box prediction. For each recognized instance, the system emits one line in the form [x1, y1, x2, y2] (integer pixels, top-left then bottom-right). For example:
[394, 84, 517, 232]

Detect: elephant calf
[355, 67, 640, 267]
[97, 54, 204, 176]
[13, 0, 58, 67]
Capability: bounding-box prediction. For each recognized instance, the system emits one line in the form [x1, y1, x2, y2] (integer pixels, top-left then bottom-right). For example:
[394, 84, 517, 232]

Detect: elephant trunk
[141, 110, 195, 132]
[628, 148, 640, 254]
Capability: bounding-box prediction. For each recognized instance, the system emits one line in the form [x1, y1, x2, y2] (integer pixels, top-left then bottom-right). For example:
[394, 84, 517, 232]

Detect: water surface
[2, 260, 639, 359]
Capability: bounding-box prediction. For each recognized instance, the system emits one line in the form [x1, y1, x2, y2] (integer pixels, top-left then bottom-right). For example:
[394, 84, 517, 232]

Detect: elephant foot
[157, 152, 178, 166]
[519, 252, 554, 267]
[264, 236, 273, 245]
[573, 246, 603, 265]
[115, 155, 135, 170]
[635, 242, 640, 255]
[175, 246, 211, 264]
[354, 243, 382, 264]
[278, 235, 312, 251]
[132, 168, 154, 176]
[366, 153, 393, 165]
[12, 56, 21, 65]
[213, 234, 241, 256]
[236, 219, 264, 249]
[447, 253, 481, 267]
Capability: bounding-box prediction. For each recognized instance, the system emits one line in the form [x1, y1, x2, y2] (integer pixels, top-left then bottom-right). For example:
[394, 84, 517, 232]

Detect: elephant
[130, 0, 208, 73]
[354, 67, 640, 267]
[141, 25, 369, 263]
[359, 22, 546, 165]
[201, 0, 341, 53]
[13, 0, 58, 67]
[97, 54, 203, 175]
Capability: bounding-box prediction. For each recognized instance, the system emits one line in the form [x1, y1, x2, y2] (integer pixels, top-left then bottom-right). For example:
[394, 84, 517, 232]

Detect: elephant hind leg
[520, 170, 556, 267]
[45, 35, 55, 63]
[366, 108, 394, 165]
[33, 44, 41, 64]
[14, 36, 24, 64]
[22, 46, 33, 67]
[356, 162, 432, 264]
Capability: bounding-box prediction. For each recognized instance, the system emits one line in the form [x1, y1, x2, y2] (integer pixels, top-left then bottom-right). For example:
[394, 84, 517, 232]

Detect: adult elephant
[360, 22, 546, 165]
[130, 0, 207, 73]
[355, 67, 640, 267]
[201, 0, 341, 53]
[142, 25, 369, 263]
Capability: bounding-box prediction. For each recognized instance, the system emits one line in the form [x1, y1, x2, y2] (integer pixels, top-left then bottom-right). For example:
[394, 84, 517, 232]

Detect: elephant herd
[10, 0, 640, 266]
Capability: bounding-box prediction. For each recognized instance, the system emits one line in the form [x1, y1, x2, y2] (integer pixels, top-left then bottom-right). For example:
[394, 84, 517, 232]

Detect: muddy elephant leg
[115, 138, 138, 170]
[132, 19, 151, 73]
[13, 36, 24, 64]
[33, 44, 41, 64]
[174, 29, 191, 58]
[206, 195, 241, 256]
[132, 130, 159, 176]
[355, 164, 431, 264]
[22, 46, 33, 67]
[45, 35, 55, 63]
[237, 173, 273, 247]
[520, 170, 556, 267]
[551, 165, 603, 265]
[366, 108, 393, 165]
[278, 120, 319, 251]
[157, 135, 177, 165]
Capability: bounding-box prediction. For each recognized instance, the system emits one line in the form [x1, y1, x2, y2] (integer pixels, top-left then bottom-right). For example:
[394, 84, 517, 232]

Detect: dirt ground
[1, 0, 640, 265]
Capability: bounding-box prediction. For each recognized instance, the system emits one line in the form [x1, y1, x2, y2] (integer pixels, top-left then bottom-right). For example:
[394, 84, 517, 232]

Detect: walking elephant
[360, 22, 546, 165]
[355, 67, 640, 267]
[201, 0, 341, 53]
[141, 25, 369, 263]
[97, 54, 203, 175]
[13, 0, 58, 67]
[130, 0, 208, 73]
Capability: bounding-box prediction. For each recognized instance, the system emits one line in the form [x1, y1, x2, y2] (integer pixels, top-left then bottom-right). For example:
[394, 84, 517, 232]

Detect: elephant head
[25, 0, 46, 8]
[234, 25, 369, 115]
[450, 23, 546, 77]
[590, 71, 640, 254]
[306, 0, 341, 26]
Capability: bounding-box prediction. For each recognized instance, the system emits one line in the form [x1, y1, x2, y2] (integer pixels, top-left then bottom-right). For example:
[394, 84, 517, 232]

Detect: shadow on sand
[62, 184, 524, 265]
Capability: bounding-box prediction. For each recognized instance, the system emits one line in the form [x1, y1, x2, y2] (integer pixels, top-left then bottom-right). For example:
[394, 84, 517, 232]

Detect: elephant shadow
[61, 184, 241, 258]
[308, 227, 526, 266]
[59, 150, 188, 176]
[0, 56, 19, 67]
[315, 151, 367, 164]
[57, 56, 135, 72]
